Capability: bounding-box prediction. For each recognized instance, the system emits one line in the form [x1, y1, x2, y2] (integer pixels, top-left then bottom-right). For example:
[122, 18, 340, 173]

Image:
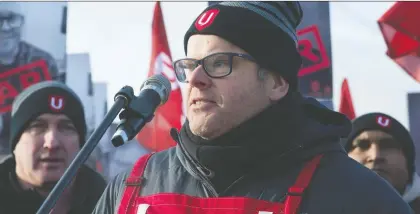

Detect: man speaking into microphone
[93, 2, 411, 214]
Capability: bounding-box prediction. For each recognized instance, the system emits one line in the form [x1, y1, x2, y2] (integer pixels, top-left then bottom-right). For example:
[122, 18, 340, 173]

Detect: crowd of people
[0, 1, 419, 214]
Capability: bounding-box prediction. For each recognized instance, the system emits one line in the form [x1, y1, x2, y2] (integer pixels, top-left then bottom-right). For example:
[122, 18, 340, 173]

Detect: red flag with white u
[136, 2, 183, 152]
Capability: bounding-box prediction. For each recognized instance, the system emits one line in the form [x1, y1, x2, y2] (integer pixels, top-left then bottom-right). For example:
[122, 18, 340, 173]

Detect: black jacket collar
[177, 92, 305, 193]
[174, 92, 351, 194]
[0, 155, 106, 213]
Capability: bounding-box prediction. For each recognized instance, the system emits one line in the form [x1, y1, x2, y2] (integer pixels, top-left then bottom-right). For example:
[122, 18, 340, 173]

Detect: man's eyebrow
[29, 118, 45, 124]
[355, 136, 395, 142]
[59, 118, 75, 125]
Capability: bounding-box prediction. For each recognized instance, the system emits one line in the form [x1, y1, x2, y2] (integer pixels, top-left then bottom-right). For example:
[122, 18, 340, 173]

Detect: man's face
[13, 113, 80, 187]
[0, 10, 23, 56]
[348, 130, 409, 194]
[185, 34, 287, 139]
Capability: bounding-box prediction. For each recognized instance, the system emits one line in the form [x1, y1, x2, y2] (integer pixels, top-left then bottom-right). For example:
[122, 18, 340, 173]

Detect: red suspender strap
[117, 153, 154, 214]
[284, 154, 324, 214]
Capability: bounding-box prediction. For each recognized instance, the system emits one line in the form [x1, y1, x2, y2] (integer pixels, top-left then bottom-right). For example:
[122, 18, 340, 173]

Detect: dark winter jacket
[0, 155, 106, 214]
[93, 92, 412, 214]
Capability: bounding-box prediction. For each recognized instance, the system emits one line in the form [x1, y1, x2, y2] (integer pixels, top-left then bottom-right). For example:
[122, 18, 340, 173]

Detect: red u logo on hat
[49, 95, 65, 112]
[195, 8, 220, 31]
[376, 116, 390, 128]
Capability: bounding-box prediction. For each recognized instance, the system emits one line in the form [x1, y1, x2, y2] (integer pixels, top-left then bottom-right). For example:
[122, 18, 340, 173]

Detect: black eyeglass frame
[173, 52, 257, 83]
[0, 14, 25, 29]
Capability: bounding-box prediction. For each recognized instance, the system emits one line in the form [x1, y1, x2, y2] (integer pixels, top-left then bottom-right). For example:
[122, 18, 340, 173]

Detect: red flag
[136, 2, 183, 152]
[339, 78, 356, 120]
[378, 2, 420, 82]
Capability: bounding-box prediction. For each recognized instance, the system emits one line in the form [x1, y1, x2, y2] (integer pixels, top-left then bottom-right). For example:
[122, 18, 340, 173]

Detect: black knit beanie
[344, 112, 415, 178]
[10, 81, 86, 152]
[184, 1, 303, 90]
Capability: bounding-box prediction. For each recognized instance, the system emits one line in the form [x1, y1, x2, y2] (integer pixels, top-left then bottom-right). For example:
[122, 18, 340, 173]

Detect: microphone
[111, 74, 171, 147]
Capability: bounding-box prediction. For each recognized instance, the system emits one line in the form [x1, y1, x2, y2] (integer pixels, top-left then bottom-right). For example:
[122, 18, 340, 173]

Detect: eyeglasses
[173, 52, 256, 83]
[0, 14, 24, 29]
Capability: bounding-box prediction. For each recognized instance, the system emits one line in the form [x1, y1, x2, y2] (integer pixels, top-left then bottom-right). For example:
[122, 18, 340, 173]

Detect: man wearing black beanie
[345, 112, 420, 213]
[94, 2, 411, 214]
[0, 81, 106, 213]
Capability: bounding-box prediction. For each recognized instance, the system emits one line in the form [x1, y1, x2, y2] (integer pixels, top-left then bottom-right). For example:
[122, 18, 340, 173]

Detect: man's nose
[0, 21, 13, 31]
[188, 65, 212, 90]
[43, 128, 61, 150]
[366, 144, 386, 164]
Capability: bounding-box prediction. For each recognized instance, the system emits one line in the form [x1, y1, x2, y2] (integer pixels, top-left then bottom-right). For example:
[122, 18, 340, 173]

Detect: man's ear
[263, 71, 289, 101]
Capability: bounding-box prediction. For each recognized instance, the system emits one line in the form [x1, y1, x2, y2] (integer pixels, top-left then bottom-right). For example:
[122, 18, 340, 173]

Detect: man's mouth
[194, 100, 213, 105]
[0, 33, 16, 39]
[191, 98, 216, 105]
[39, 158, 65, 164]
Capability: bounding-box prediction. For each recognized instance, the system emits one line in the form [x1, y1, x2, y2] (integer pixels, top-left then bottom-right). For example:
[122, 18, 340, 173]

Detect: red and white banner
[136, 2, 183, 153]
[378, 2, 420, 82]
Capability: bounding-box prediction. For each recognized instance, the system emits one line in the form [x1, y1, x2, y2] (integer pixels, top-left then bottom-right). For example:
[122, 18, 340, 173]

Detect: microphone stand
[36, 86, 135, 214]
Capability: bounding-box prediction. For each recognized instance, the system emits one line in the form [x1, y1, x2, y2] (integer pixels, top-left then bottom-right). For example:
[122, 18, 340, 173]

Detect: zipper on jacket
[171, 129, 218, 197]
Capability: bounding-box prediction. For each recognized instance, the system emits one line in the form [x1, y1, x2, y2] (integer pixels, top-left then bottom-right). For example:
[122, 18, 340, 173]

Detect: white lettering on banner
[258, 212, 273, 214]
[154, 52, 179, 90]
[136, 204, 150, 214]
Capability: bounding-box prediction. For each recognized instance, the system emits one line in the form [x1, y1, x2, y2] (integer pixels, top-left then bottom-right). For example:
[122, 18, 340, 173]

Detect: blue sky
[67, 2, 420, 129]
